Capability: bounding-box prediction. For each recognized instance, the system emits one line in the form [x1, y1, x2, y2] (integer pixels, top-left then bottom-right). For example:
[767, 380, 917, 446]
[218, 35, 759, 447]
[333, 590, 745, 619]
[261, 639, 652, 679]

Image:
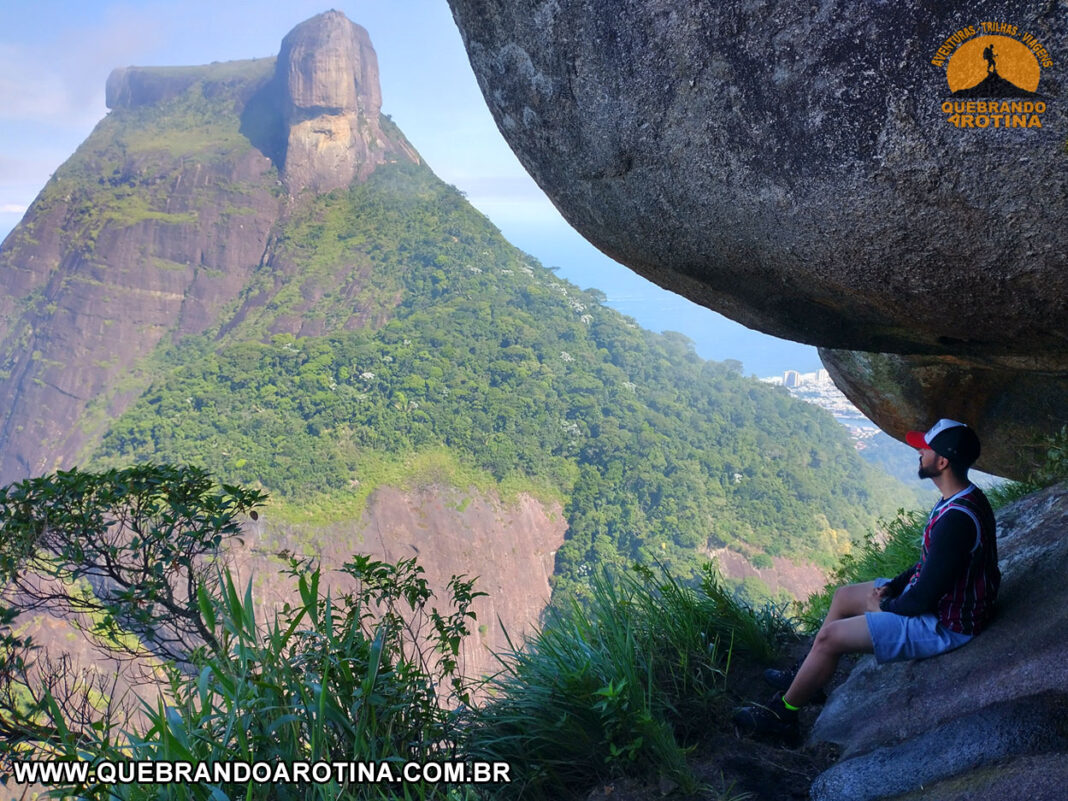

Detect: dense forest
[89, 161, 916, 600]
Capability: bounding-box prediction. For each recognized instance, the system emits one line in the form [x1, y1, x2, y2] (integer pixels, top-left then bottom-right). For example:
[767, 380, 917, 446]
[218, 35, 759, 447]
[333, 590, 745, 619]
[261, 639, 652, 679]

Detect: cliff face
[0, 12, 418, 487]
[0, 104, 282, 482]
[22, 483, 565, 697]
[232, 486, 567, 682]
[276, 10, 415, 194]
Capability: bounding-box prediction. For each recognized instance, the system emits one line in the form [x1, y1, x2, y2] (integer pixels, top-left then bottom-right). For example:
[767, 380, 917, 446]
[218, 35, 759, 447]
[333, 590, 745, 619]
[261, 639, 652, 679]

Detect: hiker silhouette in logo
[983, 44, 996, 74]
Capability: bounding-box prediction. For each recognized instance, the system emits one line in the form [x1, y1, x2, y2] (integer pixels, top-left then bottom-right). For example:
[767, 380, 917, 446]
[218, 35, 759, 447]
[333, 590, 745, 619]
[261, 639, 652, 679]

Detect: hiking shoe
[762, 662, 826, 703]
[762, 664, 799, 691]
[732, 696, 800, 743]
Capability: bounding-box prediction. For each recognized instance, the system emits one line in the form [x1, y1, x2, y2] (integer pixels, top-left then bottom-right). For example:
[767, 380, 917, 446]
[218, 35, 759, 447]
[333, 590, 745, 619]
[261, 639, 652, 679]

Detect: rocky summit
[1, 9, 916, 691]
[0, 11, 417, 484]
[446, 0, 1068, 477]
[276, 10, 409, 194]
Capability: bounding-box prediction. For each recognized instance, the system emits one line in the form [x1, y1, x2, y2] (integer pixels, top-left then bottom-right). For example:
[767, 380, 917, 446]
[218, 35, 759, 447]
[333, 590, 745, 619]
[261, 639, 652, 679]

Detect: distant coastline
[760, 368, 877, 435]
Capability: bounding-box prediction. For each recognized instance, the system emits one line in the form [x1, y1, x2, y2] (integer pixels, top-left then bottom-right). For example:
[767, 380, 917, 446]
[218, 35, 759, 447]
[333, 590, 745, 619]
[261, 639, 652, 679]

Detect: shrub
[0, 466, 481, 801]
[102, 557, 482, 801]
[465, 562, 790, 799]
[1032, 425, 1068, 488]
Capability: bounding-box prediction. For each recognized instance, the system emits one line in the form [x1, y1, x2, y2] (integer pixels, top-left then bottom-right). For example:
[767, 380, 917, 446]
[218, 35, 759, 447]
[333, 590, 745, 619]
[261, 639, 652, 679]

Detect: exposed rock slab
[237, 485, 567, 683]
[820, 348, 1068, 480]
[893, 754, 1068, 801]
[0, 142, 281, 483]
[447, 0, 1068, 469]
[277, 10, 409, 194]
[446, 0, 1068, 364]
[812, 693, 1068, 801]
[0, 12, 418, 487]
[808, 483, 1068, 799]
[708, 547, 827, 601]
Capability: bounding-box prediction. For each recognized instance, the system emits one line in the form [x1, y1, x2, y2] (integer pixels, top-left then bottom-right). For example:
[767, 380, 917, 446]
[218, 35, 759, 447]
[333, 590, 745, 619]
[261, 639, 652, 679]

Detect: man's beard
[918, 463, 941, 480]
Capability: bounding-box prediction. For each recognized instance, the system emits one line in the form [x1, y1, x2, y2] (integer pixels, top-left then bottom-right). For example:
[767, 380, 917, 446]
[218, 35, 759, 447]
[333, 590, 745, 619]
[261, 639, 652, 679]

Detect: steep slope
[0, 56, 285, 482]
[83, 156, 914, 598]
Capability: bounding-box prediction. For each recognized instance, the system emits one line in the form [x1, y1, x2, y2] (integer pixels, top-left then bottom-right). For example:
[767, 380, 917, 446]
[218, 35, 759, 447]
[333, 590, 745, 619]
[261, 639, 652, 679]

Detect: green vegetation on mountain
[469, 562, 793, 797]
[84, 158, 917, 600]
[4, 19, 1063, 799]
[0, 45, 920, 601]
[857, 432, 939, 502]
[12, 60, 277, 259]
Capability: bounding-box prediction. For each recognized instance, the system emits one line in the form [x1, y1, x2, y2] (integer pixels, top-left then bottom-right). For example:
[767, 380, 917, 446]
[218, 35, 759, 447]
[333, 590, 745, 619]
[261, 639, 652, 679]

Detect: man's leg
[734, 581, 879, 738]
[783, 614, 874, 707]
[763, 580, 877, 692]
[820, 580, 878, 629]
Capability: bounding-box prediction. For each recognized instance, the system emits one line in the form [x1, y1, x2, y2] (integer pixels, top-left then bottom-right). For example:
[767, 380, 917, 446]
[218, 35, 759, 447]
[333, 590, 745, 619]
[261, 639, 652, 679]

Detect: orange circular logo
[946, 35, 1040, 93]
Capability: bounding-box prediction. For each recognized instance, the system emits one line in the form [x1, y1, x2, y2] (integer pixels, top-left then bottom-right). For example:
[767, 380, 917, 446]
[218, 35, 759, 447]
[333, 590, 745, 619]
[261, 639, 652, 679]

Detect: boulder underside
[446, 0, 1068, 477]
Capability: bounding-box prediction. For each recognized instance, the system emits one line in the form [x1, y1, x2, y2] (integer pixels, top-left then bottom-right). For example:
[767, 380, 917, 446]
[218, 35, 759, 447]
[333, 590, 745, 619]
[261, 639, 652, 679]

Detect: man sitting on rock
[734, 418, 1000, 740]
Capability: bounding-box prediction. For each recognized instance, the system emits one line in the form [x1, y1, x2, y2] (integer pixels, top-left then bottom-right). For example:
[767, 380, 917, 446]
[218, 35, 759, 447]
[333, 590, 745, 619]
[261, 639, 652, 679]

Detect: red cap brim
[905, 430, 929, 450]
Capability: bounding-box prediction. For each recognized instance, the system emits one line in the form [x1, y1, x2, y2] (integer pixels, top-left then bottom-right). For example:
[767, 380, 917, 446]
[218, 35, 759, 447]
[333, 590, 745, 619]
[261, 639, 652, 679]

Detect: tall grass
[31, 557, 481, 801]
[464, 562, 790, 799]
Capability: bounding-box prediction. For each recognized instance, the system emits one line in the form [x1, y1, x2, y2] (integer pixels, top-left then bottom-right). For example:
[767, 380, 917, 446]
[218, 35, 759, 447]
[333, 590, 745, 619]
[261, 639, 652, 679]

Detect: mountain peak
[951, 69, 1040, 98]
[279, 11, 379, 110]
[277, 10, 412, 194]
[103, 10, 417, 195]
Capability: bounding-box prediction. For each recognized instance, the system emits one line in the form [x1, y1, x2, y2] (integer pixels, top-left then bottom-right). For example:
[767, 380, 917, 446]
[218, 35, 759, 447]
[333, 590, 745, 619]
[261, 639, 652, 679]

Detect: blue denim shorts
[864, 578, 973, 664]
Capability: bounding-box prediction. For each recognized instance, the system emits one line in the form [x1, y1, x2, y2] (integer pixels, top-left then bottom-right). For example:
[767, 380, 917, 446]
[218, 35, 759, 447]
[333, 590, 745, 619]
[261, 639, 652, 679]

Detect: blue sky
[0, 0, 821, 377]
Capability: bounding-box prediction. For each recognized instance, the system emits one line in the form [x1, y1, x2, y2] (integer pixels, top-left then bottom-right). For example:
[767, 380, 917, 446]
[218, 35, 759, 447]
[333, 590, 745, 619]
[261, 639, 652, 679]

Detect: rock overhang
[446, 0, 1068, 476]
